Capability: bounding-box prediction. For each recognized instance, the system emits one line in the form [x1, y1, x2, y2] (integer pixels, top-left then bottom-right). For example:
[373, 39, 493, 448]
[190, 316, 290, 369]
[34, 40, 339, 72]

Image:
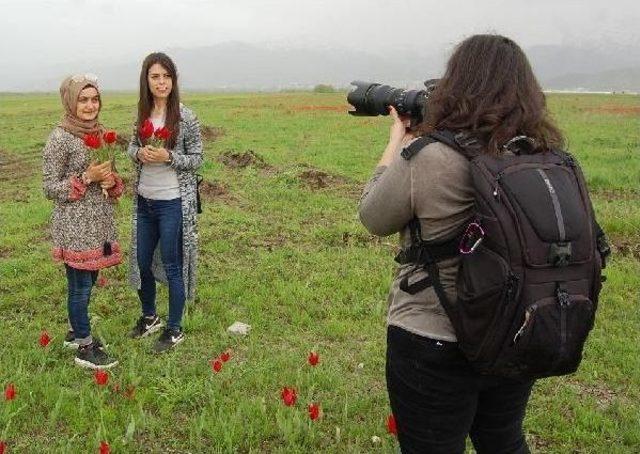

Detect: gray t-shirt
[138, 115, 180, 200]
[359, 141, 475, 341]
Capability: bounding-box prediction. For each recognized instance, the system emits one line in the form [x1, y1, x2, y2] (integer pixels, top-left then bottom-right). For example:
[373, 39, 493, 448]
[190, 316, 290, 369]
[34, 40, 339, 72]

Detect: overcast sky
[1, 0, 639, 87]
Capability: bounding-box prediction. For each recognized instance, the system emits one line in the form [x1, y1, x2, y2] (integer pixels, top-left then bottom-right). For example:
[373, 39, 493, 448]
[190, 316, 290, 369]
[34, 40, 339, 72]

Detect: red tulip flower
[0, 440, 6, 454]
[99, 441, 110, 454]
[211, 359, 223, 373]
[83, 133, 102, 149]
[103, 130, 117, 145]
[39, 330, 51, 347]
[139, 119, 155, 140]
[4, 383, 16, 401]
[220, 350, 231, 362]
[281, 387, 297, 407]
[154, 126, 171, 141]
[308, 351, 319, 366]
[308, 403, 320, 420]
[96, 276, 107, 287]
[386, 413, 397, 436]
[94, 370, 109, 386]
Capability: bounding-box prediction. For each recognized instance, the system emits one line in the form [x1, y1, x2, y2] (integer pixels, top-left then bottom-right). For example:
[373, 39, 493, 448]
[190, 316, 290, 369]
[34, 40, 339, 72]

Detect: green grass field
[0, 91, 638, 453]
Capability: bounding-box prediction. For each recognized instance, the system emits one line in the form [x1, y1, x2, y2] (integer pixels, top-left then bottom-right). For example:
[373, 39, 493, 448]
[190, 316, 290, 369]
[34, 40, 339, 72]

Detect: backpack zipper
[557, 288, 570, 359]
[493, 171, 504, 201]
[513, 304, 536, 344]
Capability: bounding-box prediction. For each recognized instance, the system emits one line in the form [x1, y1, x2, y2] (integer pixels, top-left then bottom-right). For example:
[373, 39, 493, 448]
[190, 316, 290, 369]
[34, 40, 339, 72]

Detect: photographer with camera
[358, 35, 582, 453]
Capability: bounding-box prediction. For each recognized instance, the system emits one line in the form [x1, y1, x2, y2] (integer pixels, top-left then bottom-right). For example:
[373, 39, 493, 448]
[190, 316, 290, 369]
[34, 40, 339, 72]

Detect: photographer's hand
[378, 106, 413, 167]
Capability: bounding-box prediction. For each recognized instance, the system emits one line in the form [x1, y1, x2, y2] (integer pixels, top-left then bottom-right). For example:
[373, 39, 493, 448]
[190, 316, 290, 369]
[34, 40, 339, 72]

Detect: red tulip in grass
[220, 350, 231, 362]
[96, 275, 108, 288]
[94, 370, 109, 386]
[308, 403, 320, 421]
[281, 387, 297, 407]
[0, 439, 6, 454]
[99, 441, 110, 454]
[308, 351, 319, 366]
[4, 383, 16, 401]
[39, 330, 51, 347]
[211, 359, 223, 373]
[386, 413, 397, 436]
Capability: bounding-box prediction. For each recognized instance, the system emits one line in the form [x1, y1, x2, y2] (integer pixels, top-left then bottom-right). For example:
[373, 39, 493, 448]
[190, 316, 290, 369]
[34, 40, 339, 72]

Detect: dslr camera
[347, 79, 438, 126]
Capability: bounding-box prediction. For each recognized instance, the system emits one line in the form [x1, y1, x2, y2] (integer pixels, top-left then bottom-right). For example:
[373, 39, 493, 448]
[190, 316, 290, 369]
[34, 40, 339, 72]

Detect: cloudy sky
[1, 0, 639, 89]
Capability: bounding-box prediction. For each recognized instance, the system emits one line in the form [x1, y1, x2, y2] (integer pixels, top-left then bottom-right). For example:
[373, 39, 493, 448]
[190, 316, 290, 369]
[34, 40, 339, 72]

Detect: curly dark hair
[418, 34, 564, 154]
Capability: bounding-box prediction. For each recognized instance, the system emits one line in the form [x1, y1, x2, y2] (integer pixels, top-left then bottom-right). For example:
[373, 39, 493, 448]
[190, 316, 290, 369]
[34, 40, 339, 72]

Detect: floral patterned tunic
[42, 127, 124, 270]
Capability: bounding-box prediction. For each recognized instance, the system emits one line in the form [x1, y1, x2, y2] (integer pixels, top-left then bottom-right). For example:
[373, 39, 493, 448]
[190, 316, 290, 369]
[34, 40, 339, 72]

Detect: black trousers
[386, 325, 534, 454]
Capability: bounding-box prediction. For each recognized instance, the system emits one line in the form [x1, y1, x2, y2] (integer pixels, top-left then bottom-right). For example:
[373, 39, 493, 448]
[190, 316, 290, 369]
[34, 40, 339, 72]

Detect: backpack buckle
[459, 222, 485, 254]
[549, 242, 572, 267]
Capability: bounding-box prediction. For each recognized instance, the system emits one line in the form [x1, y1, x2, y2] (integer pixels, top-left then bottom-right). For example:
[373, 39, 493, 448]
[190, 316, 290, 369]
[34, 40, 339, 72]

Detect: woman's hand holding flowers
[139, 145, 171, 163]
[84, 161, 112, 184]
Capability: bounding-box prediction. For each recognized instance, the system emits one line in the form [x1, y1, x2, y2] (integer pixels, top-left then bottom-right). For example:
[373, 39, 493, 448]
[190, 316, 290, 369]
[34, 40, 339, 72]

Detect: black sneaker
[153, 328, 184, 353]
[74, 340, 118, 369]
[129, 315, 164, 339]
[63, 330, 80, 349]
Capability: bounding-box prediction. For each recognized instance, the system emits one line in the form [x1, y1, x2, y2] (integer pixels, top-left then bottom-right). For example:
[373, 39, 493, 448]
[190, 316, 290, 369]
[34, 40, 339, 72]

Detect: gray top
[138, 116, 181, 200]
[359, 141, 475, 341]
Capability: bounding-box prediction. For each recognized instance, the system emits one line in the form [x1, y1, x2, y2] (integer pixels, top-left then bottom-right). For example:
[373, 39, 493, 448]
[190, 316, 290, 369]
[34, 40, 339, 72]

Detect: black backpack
[396, 130, 610, 380]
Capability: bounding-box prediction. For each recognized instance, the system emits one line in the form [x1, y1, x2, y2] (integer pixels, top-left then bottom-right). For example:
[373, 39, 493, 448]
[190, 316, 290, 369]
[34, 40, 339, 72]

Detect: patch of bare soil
[201, 125, 225, 142]
[591, 188, 639, 202]
[611, 238, 640, 260]
[341, 231, 383, 246]
[586, 105, 640, 116]
[0, 246, 11, 259]
[249, 234, 289, 251]
[568, 380, 618, 410]
[298, 168, 348, 190]
[527, 433, 554, 452]
[199, 180, 232, 202]
[218, 150, 271, 169]
[0, 148, 37, 183]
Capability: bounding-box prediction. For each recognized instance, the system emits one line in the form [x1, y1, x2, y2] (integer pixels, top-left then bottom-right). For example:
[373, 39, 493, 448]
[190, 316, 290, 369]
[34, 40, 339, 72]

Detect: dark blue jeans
[386, 325, 534, 454]
[137, 196, 185, 331]
[65, 264, 97, 342]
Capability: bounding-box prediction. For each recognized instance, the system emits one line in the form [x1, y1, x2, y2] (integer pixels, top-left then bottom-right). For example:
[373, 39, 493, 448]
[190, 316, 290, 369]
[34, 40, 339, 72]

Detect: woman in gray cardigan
[126, 52, 203, 353]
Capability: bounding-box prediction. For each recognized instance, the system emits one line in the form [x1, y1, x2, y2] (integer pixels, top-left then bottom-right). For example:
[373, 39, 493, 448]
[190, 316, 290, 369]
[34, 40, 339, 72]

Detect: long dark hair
[137, 52, 180, 150]
[419, 34, 564, 154]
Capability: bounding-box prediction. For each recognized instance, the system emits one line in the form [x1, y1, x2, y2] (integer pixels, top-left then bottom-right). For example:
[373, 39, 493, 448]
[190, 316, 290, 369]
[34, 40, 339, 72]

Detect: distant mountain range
[3, 42, 639, 92]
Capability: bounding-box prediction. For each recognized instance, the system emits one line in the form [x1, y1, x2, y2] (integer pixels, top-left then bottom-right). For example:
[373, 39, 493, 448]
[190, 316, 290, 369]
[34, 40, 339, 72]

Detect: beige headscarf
[58, 74, 104, 139]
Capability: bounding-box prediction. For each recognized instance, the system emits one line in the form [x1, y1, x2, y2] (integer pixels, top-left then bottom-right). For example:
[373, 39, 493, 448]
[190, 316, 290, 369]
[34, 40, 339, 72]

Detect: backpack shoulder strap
[401, 129, 482, 161]
[400, 135, 438, 160]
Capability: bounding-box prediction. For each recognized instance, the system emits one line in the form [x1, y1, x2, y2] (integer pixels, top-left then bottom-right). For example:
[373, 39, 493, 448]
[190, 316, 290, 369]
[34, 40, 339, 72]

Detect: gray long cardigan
[127, 104, 203, 300]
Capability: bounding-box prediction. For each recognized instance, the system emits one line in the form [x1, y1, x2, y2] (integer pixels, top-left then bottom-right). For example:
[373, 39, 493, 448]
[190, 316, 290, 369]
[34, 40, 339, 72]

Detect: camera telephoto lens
[347, 80, 437, 123]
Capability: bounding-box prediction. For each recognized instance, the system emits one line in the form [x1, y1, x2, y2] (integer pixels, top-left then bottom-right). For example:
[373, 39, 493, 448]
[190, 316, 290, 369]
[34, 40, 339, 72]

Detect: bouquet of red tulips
[83, 130, 119, 197]
[139, 119, 171, 149]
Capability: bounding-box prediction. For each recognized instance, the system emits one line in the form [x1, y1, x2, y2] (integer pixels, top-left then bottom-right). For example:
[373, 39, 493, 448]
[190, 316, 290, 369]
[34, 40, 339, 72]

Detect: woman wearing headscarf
[43, 74, 124, 369]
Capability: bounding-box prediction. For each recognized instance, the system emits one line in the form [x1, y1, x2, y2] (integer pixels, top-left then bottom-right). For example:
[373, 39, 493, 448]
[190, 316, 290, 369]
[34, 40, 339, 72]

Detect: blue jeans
[386, 326, 533, 454]
[65, 264, 97, 342]
[136, 196, 185, 331]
